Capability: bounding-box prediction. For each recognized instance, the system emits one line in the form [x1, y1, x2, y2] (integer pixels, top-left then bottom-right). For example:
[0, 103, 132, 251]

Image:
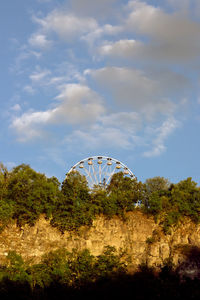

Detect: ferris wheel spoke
[106, 165, 117, 185]
[104, 164, 110, 178]
[86, 174, 93, 188]
[91, 164, 98, 185]
[107, 164, 112, 176]
[99, 164, 102, 184]
[83, 166, 96, 187]
[101, 162, 107, 176]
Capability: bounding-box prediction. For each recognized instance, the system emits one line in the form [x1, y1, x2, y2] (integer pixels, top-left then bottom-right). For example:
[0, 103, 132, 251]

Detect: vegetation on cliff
[0, 246, 125, 289]
[0, 247, 200, 299]
[0, 163, 200, 233]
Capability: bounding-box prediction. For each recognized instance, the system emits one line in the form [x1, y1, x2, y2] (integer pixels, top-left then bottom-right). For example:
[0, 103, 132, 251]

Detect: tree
[145, 177, 170, 194]
[5, 251, 30, 283]
[0, 163, 14, 228]
[146, 191, 162, 215]
[61, 171, 89, 198]
[142, 177, 170, 213]
[169, 178, 200, 223]
[7, 164, 60, 226]
[106, 172, 143, 216]
[51, 171, 94, 232]
[0, 163, 9, 201]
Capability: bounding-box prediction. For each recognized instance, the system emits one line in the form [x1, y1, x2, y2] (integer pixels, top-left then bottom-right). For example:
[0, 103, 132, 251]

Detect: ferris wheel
[66, 156, 136, 189]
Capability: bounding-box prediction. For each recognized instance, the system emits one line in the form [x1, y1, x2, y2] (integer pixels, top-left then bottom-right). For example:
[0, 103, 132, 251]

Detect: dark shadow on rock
[176, 245, 200, 280]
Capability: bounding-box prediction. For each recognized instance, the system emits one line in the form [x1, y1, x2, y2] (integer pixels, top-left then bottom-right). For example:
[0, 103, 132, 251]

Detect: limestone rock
[0, 211, 199, 275]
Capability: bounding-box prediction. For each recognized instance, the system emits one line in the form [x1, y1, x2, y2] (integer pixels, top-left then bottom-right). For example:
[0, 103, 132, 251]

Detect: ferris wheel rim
[67, 155, 136, 180]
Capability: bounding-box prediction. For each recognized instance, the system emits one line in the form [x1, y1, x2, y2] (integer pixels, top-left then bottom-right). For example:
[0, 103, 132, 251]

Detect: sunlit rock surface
[0, 211, 200, 277]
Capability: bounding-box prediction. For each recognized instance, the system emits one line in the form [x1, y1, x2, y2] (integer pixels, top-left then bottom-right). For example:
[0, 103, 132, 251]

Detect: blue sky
[1, 0, 200, 184]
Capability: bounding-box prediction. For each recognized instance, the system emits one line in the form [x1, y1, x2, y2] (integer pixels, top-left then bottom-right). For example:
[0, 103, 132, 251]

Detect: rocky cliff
[0, 211, 199, 275]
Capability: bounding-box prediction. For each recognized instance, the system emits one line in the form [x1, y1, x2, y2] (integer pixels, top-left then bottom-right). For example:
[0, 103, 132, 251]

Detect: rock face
[0, 211, 200, 273]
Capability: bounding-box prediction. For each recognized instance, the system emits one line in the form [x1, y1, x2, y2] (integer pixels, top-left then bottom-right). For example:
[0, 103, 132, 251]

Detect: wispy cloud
[11, 104, 21, 112]
[30, 68, 51, 82]
[143, 117, 180, 157]
[29, 34, 52, 49]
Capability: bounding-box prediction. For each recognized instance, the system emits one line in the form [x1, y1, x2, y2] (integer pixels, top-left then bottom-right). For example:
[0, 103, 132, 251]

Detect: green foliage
[142, 176, 170, 212]
[170, 178, 200, 223]
[146, 191, 162, 215]
[106, 172, 143, 217]
[25, 247, 125, 289]
[51, 171, 94, 232]
[51, 172, 143, 231]
[94, 246, 125, 278]
[162, 212, 181, 234]
[0, 164, 14, 229]
[1, 162, 200, 298]
[0, 161, 199, 235]
[0, 240, 197, 300]
[28, 248, 71, 288]
[7, 164, 60, 226]
[143, 177, 200, 233]
[145, 176, 170, 194]
[3, 251, 30, 283]
[0, 200, 14, 231]
[61, 171, 89, 198]
[1, 253, 200, 300]
[0, 163, 9, 200]
[0, 247, 126, 297]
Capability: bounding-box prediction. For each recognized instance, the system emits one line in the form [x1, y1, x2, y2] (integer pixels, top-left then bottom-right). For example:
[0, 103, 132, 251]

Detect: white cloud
[31, 6, 123, 47]
[65, 111, 146, 151]
[69, 0, 120, 19]
[99, 39, 142, 57]
[81, 24, 122, 46]
[29, 0, 200, 64]
[29, 34, 52, 49]
[66, 126, 134, 150]
[100, 112, 142, 133]
[11, 104, 21, 112]
[123, 1, 200, 63]
[11, 84, 105, 141]
[55, 84, 105, 124]
[166, 0, 190, 12]
[90, 66, 177, 118]
[143, 117, 180, 157]
[23, 85, 35, 95]
[12, 0, 190, 158]
[11, 49, 41, 74]
[34, 11, 98, 41]
[12, 110, 52, 141]
[96, 1, 200, 65]
[30, 69, 51, 82]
